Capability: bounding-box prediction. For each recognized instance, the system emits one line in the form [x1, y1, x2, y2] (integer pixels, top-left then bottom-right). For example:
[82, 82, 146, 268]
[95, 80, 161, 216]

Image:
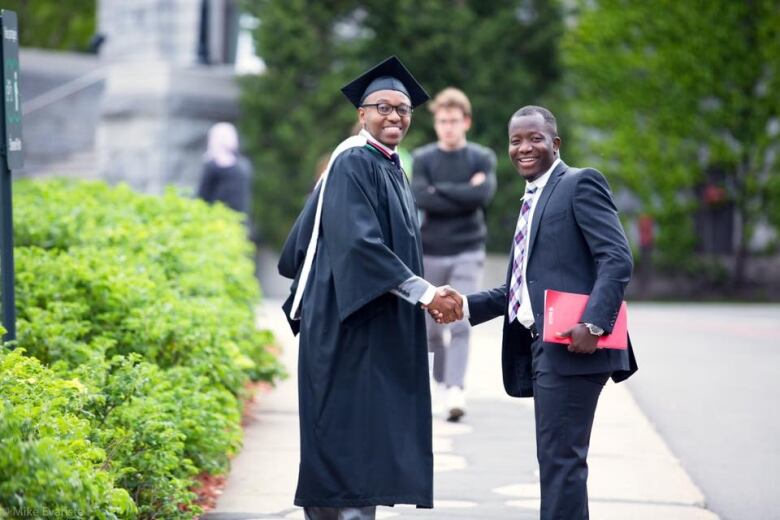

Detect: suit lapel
[528, 161, 568, 258]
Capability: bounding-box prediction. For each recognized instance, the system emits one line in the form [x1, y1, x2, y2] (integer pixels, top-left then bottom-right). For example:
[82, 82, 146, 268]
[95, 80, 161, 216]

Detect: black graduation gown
[278, 146, 433, 509]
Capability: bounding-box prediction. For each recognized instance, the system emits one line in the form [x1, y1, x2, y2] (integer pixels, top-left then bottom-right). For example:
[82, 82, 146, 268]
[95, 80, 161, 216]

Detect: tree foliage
[562, 0, 780, 282]
[240, 0, 565, 250]
[4, 0, 96, 51]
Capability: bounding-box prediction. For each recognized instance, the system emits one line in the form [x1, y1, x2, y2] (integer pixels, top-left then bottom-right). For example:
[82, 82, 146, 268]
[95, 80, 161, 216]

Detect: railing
[22, 67, 106, 116]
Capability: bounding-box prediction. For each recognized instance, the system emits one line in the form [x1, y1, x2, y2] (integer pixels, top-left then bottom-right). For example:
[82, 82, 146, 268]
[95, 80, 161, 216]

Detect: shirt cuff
[462, 296, 470, 319]
[419, 284, 437, 305]
[390, 276, 436, 305]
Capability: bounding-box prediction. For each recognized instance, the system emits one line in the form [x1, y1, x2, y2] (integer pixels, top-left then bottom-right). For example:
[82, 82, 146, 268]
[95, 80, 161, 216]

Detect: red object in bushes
[703, 184, 726, 205]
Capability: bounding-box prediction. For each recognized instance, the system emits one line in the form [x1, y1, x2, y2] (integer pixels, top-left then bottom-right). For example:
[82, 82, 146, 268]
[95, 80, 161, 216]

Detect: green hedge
[0, 347, 135, 519]
[1, 179, 284, 519]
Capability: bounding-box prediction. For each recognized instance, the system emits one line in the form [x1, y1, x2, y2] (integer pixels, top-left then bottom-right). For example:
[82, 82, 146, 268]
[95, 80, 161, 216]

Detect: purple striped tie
[508, 186, 538, 322]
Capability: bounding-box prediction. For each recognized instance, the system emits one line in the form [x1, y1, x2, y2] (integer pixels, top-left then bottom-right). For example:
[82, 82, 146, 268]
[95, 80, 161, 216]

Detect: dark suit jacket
[467, 161, 638, 398]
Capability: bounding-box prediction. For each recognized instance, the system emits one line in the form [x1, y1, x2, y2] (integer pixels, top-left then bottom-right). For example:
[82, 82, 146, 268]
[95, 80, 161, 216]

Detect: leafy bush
[0, 348, 136, 519]
[13, 180, 279, 387]
[1, 179, 284, 519]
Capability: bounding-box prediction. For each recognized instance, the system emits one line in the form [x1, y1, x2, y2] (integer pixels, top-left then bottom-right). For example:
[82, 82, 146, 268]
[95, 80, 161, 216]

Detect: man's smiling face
[359, 89, 411, 148]
[508, 113, 560, 181]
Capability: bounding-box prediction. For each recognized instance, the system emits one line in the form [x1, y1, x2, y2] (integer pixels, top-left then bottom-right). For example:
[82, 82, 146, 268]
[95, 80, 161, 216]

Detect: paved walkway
[204, 301, 718, 520]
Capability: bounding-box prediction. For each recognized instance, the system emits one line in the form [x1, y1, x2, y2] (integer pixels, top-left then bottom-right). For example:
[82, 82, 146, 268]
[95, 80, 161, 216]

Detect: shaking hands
[423, 285, 464, 324]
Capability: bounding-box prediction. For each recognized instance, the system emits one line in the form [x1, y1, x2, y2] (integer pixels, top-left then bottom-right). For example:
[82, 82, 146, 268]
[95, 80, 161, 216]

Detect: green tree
[562, 0, 780, 286]
[4, 0, 96, 51]
[240, 0, 364, 247]
[240, 0, 565, 251]
[357, 0, 565, 251]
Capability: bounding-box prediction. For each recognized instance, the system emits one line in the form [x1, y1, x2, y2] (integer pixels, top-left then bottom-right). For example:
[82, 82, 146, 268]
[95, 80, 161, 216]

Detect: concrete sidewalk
[204, 301, 718, 520]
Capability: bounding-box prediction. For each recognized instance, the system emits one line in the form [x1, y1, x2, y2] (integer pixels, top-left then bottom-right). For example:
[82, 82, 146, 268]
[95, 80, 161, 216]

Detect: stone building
[18, 0, 260, 196]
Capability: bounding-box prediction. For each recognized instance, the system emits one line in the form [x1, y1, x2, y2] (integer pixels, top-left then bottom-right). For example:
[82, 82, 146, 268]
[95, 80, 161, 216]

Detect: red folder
[542, 290, 628, 350]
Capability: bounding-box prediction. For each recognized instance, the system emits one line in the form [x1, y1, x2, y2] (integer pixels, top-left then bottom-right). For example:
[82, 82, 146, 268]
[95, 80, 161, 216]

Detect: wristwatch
[582, 322, 604, 336]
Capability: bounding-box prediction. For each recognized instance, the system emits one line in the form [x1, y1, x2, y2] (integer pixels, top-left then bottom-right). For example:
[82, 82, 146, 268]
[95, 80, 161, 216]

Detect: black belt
[511, 319, 540, 339]
[528, 324, 540, 339]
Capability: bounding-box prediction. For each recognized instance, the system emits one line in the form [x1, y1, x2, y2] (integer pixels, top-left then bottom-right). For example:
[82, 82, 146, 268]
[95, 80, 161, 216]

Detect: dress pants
[303, 506, 376, 520]
[530, 334, 610, 519]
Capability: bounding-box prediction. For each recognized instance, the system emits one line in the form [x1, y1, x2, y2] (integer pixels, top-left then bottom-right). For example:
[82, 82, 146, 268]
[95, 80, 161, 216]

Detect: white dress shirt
[515, 157, 560, 327]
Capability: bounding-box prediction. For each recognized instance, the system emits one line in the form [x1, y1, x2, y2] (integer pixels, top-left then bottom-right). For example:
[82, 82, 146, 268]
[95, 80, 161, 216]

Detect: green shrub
[81, 355, 204, 519]
[13, 180, 282, 388]
[1, 179, 285, 519]
[0, 348, 136, 519]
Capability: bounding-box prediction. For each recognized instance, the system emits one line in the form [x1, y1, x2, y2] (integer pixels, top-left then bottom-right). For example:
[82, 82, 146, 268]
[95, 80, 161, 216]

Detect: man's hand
[425, 286, 463, 324]
[470, 171, 487, 186]
[556, 324, 599, 354]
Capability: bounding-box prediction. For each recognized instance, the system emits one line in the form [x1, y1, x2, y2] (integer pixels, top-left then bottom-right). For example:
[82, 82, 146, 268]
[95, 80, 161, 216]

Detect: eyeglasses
[361, 103, 413, 117]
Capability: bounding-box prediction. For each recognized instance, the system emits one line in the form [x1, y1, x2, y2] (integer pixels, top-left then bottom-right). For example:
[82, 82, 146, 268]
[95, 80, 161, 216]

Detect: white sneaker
[430, 381, 446, 416]
[446, 386, 466, 422]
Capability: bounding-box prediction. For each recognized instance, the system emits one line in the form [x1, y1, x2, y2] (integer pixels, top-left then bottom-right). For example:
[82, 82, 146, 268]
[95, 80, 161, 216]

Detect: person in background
[197, 122, 251, 216]
[411, 87, 497, 422]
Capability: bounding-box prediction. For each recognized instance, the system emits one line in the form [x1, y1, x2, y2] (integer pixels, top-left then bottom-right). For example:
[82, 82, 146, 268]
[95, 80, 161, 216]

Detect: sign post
[0, 9, 22, 342]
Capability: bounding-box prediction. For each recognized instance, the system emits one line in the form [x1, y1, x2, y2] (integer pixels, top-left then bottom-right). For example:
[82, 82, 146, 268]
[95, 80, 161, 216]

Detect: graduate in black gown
[278, 57, 463, 520]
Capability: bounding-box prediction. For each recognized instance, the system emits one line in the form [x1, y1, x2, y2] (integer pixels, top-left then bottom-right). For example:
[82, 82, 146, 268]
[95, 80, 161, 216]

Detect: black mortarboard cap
[341, 56, 430, 109]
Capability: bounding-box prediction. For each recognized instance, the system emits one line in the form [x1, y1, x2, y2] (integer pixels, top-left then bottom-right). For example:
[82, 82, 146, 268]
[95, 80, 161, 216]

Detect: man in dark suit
[434, 105, 637, 519]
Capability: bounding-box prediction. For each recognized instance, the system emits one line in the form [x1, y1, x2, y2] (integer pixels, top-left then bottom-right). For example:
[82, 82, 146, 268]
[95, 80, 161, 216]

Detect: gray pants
[304, 506, 377, 520]
[424, 249, 485, 388]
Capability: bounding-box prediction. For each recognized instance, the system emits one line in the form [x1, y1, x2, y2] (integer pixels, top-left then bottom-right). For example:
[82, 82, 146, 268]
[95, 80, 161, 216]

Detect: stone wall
[95, 0, 241, 195]
[96, 60, 239, 195]
[97, 0, 201, 65]
[17, 0, 243, 196]
[17, 49, 104, 177]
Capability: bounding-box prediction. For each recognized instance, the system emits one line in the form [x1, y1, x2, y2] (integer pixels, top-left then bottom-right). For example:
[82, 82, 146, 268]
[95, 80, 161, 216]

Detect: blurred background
[11, 0, 780, 301]
[5, 3, 780, 520]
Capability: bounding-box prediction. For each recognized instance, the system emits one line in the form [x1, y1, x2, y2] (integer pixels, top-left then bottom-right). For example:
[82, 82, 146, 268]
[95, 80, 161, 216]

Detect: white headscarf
[205, 122, 239, 167]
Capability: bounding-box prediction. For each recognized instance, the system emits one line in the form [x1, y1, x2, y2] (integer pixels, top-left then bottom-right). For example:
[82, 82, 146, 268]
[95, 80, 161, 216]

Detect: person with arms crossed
[278, 56, 462, 520]
[434, 105, 637, 519]
[412, 87, 496, 421]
